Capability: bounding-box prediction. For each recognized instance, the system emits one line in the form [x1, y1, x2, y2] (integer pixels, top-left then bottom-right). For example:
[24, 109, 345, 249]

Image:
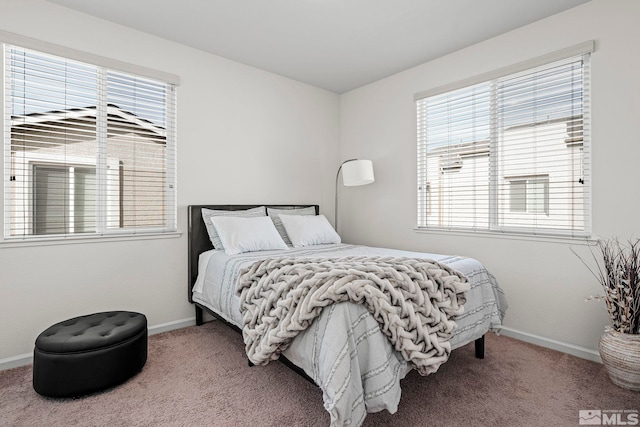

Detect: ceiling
[46, 0, 591, 94]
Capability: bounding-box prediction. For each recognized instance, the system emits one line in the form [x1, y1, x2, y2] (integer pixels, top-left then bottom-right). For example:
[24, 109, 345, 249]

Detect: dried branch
[573, 238, 640, 334]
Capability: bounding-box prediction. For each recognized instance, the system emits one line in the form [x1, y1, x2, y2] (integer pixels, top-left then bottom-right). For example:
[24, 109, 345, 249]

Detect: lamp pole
[334, 159, 357, 233]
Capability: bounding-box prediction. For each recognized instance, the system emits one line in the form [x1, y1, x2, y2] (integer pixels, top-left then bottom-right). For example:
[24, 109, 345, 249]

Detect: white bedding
[192, 243, 507, 426]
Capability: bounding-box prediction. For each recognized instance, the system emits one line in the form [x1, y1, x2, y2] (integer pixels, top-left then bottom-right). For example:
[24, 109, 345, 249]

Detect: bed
[188, 204, 507, 426]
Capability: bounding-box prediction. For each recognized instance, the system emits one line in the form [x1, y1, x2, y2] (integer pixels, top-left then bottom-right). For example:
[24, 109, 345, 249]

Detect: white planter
[599, 330, 640, 392]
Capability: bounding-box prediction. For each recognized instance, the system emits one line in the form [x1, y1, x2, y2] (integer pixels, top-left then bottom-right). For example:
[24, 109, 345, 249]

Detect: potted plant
[575, 238, 640, 391]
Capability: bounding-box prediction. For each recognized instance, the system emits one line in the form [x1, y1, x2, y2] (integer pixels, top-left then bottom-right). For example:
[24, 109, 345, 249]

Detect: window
[416, 42, 592, 237]
[3, 43, 177, 240]
[508, 175, 549, 215]
[32, 164, 96, 235]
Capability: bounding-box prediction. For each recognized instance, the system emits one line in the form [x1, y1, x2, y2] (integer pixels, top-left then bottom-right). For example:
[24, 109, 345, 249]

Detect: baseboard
[499, 326, 602, 363]
[0, 352, 33, 371]
[0, 317, 197, 372]
[148, 317, 196, 336]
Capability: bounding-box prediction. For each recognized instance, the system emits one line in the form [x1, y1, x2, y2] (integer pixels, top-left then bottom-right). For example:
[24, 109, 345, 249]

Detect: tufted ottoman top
[35, 311, 147, 353]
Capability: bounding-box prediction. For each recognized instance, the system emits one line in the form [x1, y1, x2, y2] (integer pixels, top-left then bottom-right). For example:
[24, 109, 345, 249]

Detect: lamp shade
[341, 160, 374, 186]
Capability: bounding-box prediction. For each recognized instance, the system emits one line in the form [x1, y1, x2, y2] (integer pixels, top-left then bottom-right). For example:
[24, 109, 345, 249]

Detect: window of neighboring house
[416, 42, 592, 238]
[508, 175, 549, 215]
[3, 42, 177, 240]
[33, 164, 96, 235]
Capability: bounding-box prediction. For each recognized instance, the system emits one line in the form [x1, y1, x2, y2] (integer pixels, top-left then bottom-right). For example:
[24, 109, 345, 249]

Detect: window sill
[413, 227, 598, 246]
[0, 231, 182, 249]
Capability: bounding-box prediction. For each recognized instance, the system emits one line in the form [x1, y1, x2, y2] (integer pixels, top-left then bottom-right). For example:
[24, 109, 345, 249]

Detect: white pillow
[279, 214, 341, 247]
[209, 216, 288, 255]
[201, 206, 266, 249]
[267, 206, 316, 245]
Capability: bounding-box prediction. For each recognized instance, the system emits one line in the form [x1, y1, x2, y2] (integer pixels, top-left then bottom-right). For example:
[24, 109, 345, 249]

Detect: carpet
[1, 320, 637, 426]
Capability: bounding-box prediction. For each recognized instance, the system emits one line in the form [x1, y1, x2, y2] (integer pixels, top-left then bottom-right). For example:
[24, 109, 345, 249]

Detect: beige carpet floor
[1, 320, 638, 427]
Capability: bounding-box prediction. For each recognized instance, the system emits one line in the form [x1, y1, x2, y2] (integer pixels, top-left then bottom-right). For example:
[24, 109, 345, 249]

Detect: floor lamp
[334, 159, 375, 233]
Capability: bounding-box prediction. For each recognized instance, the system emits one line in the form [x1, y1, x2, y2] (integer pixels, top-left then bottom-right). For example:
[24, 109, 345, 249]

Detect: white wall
[0, 0, 339, 363]
[339, 0, 640, 358]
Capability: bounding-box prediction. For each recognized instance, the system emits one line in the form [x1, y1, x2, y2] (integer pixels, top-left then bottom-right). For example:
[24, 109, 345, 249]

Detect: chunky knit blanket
[237, 256, 469, 375]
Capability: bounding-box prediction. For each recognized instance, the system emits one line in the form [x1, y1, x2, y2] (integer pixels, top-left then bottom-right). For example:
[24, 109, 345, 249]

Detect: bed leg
[195, 306, 204, 326]
[475, 335, 485, 359]
[248, 360, 254, 367]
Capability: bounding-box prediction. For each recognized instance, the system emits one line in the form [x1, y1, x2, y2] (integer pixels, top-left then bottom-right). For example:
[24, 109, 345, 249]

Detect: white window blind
[416, 47, 591, 237]
[4, 45, 177, 239]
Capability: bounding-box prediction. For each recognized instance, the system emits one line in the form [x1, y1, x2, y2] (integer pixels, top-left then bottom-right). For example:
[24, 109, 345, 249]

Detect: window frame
[415, 41, 594, 239]
[1, 31, 180, 245]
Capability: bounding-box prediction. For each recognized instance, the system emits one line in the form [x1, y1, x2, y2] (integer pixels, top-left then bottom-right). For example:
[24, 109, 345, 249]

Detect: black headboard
[187, 204, 319, 303]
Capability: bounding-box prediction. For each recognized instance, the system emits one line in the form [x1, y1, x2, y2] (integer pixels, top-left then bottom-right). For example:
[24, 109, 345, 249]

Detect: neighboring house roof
[428, 140, 490, 158]
[427, 114, 584, 158]
[427, 140, 489, 172]
[11, 104, 166, 144]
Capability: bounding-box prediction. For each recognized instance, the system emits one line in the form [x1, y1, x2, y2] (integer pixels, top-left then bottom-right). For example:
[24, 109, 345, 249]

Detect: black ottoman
[33, 311, 147, 398]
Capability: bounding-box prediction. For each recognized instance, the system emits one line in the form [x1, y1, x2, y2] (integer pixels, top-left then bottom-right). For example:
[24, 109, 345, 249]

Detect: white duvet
[192, 243, 507, 426]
